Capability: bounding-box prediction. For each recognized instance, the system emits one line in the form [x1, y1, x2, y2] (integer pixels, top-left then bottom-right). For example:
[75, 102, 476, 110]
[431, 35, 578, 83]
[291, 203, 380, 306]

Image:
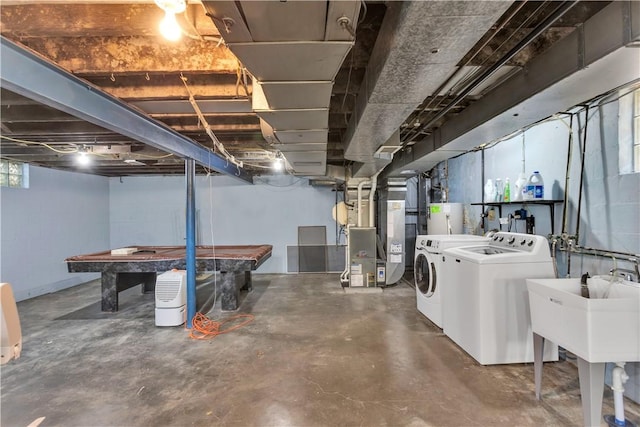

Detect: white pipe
[357, 180, 370, 227]
[611, 362, 629, 425]
[340, 226, 350, 283]
[369, 172, 381, 227]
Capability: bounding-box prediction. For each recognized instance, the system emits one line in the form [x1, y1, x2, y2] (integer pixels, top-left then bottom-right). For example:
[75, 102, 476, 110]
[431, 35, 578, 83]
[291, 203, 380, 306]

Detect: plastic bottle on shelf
[495, 178, 503, 202]
[514, 172, 527, 201]
[484, 179, 496, 203]
[526, 171, 544, 200]
[504, 177, 510, 202]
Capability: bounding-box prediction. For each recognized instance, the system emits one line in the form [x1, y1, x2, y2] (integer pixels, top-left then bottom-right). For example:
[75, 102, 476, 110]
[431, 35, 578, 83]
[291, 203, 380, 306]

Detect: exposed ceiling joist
[389, 0, 640, 175]
[0, 36, 252, 183]
[0, 1, 623, 179]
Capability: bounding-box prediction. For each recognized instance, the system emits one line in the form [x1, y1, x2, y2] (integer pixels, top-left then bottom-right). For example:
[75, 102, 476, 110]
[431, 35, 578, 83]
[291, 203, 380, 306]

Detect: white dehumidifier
[155, 270, 187, 327]
[1, 283, 22, 365]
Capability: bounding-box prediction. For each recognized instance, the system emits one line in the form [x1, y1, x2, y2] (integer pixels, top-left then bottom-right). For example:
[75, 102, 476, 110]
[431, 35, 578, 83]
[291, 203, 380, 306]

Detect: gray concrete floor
[2, 273, 639, 427]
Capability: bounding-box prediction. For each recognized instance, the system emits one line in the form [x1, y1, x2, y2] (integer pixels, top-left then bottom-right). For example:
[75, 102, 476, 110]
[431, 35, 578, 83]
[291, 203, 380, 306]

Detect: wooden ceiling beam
[0, 4, 217, 38]
[84, 78, 245, 99]
[16, 36, 238, 74]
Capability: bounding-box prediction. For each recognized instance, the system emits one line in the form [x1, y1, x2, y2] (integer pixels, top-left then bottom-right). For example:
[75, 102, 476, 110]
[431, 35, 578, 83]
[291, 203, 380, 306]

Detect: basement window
[0, 160, 29, 189]
[618, 87, 640, 174]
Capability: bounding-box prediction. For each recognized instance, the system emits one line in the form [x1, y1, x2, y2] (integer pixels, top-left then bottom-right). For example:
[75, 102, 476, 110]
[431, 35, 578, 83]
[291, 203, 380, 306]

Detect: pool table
[65, 245, 272, 312]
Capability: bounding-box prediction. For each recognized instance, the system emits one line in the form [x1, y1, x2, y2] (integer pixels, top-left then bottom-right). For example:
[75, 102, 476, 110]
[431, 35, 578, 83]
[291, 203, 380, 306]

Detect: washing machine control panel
[489, 232, 547, 253]
[416, 237, 430, 251]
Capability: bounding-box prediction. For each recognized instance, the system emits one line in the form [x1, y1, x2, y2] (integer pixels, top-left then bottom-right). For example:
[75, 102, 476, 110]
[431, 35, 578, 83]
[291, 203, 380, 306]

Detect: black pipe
[575, 105, 590, 245]
[481, 147, 486, 230]
[408, 1, 579, 139]
[561, 113, 574, 235]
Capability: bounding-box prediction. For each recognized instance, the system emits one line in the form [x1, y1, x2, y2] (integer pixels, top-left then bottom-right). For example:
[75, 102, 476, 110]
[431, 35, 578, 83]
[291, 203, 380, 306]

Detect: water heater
[427, 203, 463, 235]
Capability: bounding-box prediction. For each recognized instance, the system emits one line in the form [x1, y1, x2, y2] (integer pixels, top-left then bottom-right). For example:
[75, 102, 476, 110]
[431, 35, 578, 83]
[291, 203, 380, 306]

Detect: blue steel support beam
[0, 36, 252, 183]
[185, 159, 197, 328]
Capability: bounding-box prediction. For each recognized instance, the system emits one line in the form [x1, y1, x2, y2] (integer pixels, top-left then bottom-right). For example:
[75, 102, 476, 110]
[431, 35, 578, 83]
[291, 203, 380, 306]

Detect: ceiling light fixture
[273, 155, 284, 172]
[76, 147, 91, 166]
[154, 0, 186, 41]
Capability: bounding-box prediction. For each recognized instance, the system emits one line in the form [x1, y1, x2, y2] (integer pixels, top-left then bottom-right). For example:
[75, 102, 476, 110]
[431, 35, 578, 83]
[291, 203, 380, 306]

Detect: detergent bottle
[526, 171, 544, 199]
[504, 177, 510, 202]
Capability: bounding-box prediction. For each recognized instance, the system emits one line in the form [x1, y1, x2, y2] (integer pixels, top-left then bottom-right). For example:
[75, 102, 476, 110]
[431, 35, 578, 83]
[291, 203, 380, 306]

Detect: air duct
[202, 1, 360, 176]
[342, 1, 512, 178]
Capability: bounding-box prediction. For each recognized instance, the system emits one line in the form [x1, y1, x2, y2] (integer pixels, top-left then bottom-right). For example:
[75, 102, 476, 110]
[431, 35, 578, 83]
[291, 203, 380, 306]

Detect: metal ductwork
[342, 1, 512, 178]
[202, 1, 360, 176]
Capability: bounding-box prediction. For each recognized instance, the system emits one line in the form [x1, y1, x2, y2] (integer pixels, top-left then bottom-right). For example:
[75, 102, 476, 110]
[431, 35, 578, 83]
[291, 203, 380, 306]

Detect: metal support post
[185, 159, 197, 328]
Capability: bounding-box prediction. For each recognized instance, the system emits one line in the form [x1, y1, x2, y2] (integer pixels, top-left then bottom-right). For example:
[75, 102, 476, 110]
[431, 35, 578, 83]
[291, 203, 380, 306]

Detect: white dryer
[414, 234, 490, 328]
[441, 232, 559, 365]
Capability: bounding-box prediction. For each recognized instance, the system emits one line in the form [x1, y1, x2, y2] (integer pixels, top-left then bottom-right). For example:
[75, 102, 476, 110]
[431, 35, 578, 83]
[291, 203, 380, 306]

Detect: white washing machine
[441, 232, 559, 365]
[414, 234, 491, 328]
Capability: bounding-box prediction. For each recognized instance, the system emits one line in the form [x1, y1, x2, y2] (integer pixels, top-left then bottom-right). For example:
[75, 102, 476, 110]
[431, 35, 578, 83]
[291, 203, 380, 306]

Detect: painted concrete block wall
[109, 174, 338, 273]
[570, 101, 640, 256]
[443, 119, 571, 236]
[564, 97, 640, 403]
[0, 166, 109, 301]
[442, 99, 640, 267]
[438, 95, 640, 402]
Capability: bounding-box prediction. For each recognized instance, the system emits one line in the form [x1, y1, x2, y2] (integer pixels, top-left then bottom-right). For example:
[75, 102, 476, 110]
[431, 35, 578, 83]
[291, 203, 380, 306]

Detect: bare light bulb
[77, 152, 91, 166]
[273, 157, 283, 171]
[159, 11, 182, 41]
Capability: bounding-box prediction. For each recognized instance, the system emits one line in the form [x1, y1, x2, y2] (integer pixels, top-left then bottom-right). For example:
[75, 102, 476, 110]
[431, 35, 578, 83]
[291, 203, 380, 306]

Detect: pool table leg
[101, 271, 118, 312]
[220, 271, 239, 311]
[139, 272, 156, 294]
[101, 272, 157, 312]
[242, 271, 253, 292]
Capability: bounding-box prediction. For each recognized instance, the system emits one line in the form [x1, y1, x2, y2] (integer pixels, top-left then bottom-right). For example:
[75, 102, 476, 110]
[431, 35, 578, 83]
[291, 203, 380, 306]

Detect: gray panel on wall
[299, 245, 327, 272]
[287, 245, 346, 273]
[298, 226, 327, 245]
[287, 246, 299, 273]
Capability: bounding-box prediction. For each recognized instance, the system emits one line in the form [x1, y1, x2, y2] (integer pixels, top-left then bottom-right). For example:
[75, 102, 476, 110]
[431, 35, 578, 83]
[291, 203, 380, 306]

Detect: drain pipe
[604, 362, 631, 427]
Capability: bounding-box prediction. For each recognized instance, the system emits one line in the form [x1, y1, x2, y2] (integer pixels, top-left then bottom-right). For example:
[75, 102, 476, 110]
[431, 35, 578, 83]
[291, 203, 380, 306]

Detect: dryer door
[414, 253, 435, 297]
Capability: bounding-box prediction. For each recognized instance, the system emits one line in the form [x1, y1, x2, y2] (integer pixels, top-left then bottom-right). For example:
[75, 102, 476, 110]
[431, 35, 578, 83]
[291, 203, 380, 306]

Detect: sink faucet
[609, 268, 638, 283]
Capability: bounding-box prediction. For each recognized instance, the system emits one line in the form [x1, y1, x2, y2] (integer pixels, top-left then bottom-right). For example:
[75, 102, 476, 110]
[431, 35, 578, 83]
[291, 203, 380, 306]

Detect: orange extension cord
[189, 312, 255, 340]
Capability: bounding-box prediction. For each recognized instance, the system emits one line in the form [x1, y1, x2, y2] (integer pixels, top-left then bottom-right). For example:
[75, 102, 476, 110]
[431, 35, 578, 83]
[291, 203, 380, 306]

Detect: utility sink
[527, 276, 640, 426]
[526, 277, 640, 363]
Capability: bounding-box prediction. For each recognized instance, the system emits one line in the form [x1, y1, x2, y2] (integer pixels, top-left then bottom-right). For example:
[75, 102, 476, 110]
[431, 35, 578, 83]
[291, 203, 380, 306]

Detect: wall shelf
[471, 200, 564, 234]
